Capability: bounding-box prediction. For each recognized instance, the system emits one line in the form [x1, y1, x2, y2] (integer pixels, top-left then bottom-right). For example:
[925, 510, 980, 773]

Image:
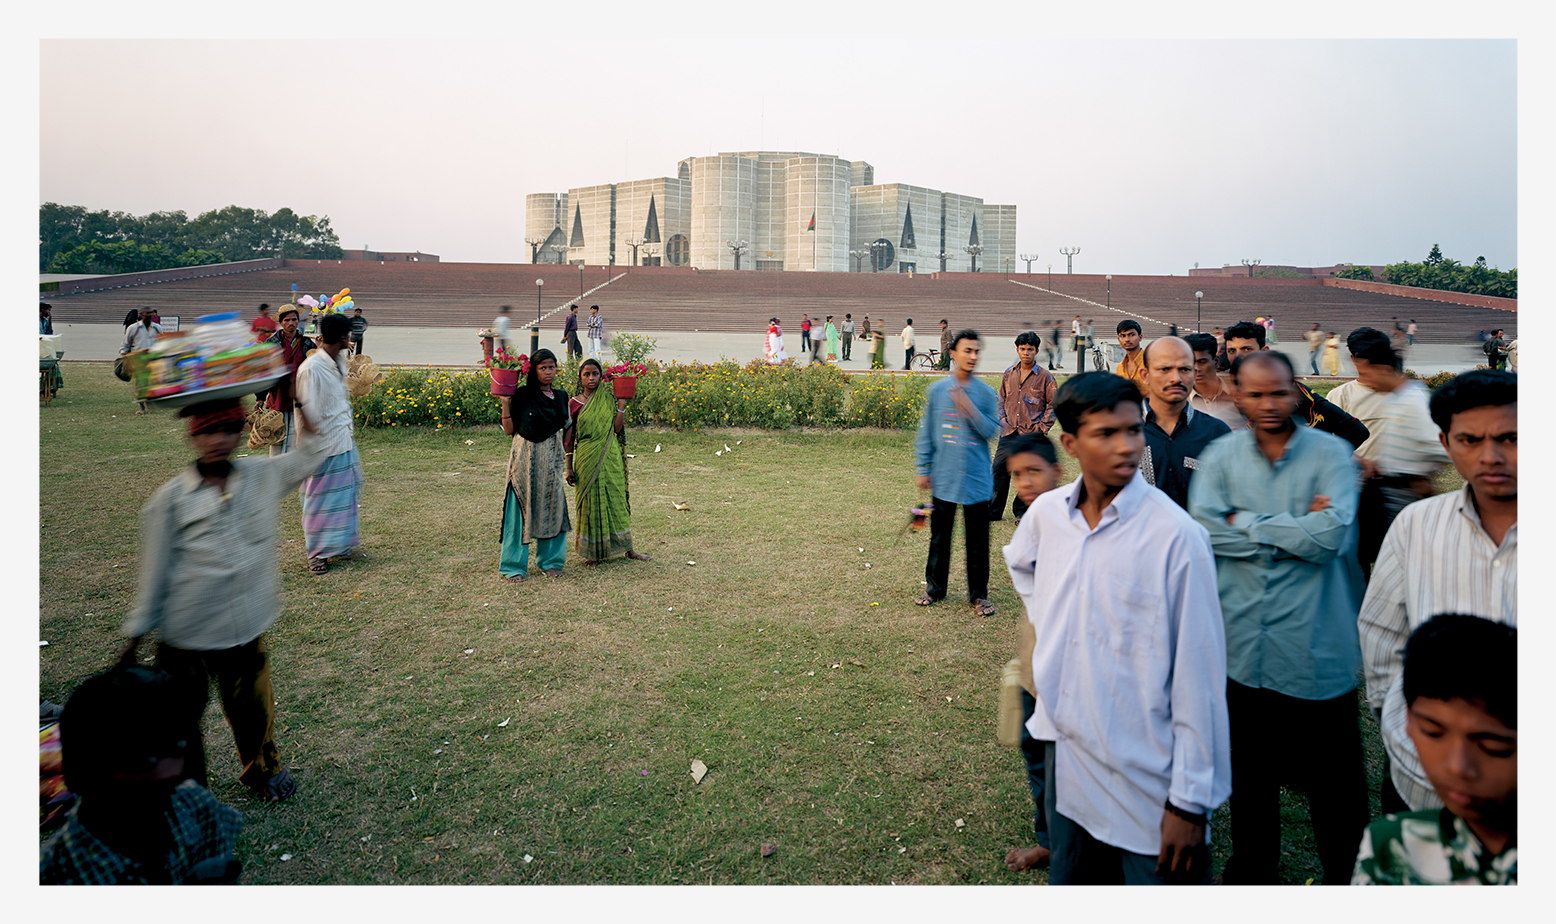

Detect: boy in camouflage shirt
[1352, 615, 1516, 885]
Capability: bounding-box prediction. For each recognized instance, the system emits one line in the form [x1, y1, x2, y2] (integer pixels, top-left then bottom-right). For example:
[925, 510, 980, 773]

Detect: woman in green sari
[871, 321, 888, 369]
[564, 360, 652, 566]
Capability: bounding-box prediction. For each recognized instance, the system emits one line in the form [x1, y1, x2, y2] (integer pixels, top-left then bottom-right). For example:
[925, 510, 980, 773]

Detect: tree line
[1332, 245, 1516, 299]
[40, 203, 344, 274]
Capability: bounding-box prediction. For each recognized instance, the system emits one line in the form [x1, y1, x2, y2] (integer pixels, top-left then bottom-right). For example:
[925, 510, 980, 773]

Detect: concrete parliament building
[524, 151, 1015, 274]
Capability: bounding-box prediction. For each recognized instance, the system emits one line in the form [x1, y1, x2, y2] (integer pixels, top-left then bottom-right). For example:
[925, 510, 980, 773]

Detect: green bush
[353, 367, 503, 429]
[609, 331, 658, 367]
[1403, 368, 1469, 391]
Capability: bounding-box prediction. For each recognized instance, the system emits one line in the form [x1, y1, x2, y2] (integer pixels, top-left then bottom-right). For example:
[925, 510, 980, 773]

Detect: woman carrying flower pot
[498, 349, 570, 582]
[565, 359, 653, 567]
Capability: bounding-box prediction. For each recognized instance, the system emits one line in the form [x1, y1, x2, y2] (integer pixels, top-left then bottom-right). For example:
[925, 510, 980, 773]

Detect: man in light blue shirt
[1188, 350, 1368, 885]
[913, 329, 1000, 616]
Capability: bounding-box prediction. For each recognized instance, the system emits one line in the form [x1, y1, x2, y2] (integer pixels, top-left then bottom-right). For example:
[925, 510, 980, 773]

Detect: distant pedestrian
[860, 314, 872, 343]
[842, 313, 855, 361]
[350, 308, 368, 355]
[251, 304, 277, 342]
[1323, 332, 1342, 376]
[1305, 323, 1325, 375]
[990, 332, 1056, 521]
[800, 314, 813, 353]
[562, 305, 583, 360]
[901, 319, 916, 370]
[588, 305, 605, 359]
[824, 315, 841, 362]
[493, 305, 512, 355]
[939, 319, 952, 370]
[1407, 319, 1418, 346]
[871, 321, 888, 369]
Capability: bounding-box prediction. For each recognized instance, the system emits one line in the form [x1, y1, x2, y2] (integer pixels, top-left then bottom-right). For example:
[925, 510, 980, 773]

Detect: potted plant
[488, 348, 529, 396]
[604, 361, 647, 399]
[477, 328, 496, 364]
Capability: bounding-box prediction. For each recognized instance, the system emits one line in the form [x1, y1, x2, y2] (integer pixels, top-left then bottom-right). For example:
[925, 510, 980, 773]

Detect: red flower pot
[612, 375, 637, 399]
[490, 367, 519, 396]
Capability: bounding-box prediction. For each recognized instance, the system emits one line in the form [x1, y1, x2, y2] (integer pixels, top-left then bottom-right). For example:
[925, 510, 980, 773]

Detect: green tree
[39, 202, 344, 271]
[1331, 265, 1375, 281]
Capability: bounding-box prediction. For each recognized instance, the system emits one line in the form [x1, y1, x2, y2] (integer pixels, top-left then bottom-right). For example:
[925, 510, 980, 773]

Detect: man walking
[1482, 329, 1508, 370]
[860, 314, 872, 345]
[1189, 350, 1368, 885]
[349, 307, 368, 355]
[991, 331, 1056, 521]
[1006, 372, 1231, 885]
[1326, 328, 1447, 574]
[1186, 333, 1245, 429]
[1304, 323, 1325, 375]
[1358, 369, 1516, 815]
[295, 314, 364, 576]
[562, 304, 583, 360]
[1140, 336, 1230, 510]
[939, 319, 952, 370]
[800, 314, 813, 354]
[493, 305, 513, 355]
[913, 330, 999, 616]
[842, 313, 854, 361]
[587, 305, 605, 359]
[251, 303, 277, 342]
[901, 318, 916, 370]
[1048, 320, 1061, 370]
[122, 307, 163, 415]
[120, 396, 324, 803]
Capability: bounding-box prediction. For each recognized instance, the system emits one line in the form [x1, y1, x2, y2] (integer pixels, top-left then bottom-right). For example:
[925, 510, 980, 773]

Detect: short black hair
[1224, 320, 1266, 348]
[60, 665, 187, 796]
[845, 313, 851, 318]
[948, 329, 980, 353]
[1230, 349, 1294, 384]
[1403, 614, 1516, 728]
[906, 318, 913, 325]
[320, 313, 352, 345]
[1054, 372, 1144, 433]
[1184, 333, 1218, 358]
[1014, 331, 1041, 350]
[498, 305, 511, 315]
[1116, 319, 1142, 336]
[940, 319, 948, 325]
[1346, 327, 1399, 369]
[1000, 430, 1058, 467]
[1428, 368, 1517, 433]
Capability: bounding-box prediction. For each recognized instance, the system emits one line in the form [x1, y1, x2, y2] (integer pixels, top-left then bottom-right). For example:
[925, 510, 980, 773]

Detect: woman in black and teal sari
[498, 349, 570, 582]
[564, 359, 652, 567]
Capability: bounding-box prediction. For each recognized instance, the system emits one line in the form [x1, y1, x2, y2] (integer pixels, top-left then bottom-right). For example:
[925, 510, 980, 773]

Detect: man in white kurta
[1004, 371, 1231, 885]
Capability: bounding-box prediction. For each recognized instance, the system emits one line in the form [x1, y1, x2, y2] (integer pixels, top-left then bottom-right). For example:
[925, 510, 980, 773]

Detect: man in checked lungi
[295, 313, 364, 576]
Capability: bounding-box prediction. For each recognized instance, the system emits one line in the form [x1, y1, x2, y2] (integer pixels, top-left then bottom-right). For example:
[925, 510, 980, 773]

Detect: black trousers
[905, 348, 915, 370]
[924, 496, 989, 602]
[1222, 680, 1369, 885]
[990, 433, 1035, 521]
[842, 332, 852, 359]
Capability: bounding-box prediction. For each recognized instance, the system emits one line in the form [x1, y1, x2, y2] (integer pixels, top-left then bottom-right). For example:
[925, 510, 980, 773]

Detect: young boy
[1352, 614, 1516, 884]
[1005, 372, 1231, 884]
[40, 666, 243, 884]
[999, 432, 1061, 872]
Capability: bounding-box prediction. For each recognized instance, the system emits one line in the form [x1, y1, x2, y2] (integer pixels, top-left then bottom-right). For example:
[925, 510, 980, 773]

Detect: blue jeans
[1020, 692, 1050, 849]
[1309, 348, 1320, 375]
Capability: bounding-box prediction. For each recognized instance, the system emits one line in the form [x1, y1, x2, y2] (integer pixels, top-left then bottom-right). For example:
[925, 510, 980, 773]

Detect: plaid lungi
[301, 447, 362, 559]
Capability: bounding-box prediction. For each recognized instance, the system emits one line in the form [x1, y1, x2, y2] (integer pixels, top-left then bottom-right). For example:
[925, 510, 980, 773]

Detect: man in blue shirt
[1188, 350, 1368, 885]
[914, 329, 1000, 616]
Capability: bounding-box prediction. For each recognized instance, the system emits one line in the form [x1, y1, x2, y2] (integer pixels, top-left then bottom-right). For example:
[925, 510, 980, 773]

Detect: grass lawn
[38, 363, 1457, 885]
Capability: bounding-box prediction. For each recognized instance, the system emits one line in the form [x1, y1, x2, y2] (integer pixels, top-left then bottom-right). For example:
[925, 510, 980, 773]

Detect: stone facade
[526, 150, 1015, 272]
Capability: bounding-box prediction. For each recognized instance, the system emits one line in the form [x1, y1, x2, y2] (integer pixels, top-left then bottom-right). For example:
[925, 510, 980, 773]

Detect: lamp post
[525, 237, 547, 264]
[643, 243, 660, 266]
[869, 240, 890, 272]
[625, 237, 646, 267]
[849, 248, 868, 273]
[1241, 258, 1260, 277]
[1059, 246, 1080, 274]
[532, 278, 543, 356]
[963, 243, 983, 273]
[1106, 274, 1112, 309]
[937, 250, 950, 273]
[579, 263, 584, 298]
[726, 239, 749, 270]
[1020, 253, 1038, 274]
[1047, 264, 1052, 289]
[1195, 290, 1204, 332]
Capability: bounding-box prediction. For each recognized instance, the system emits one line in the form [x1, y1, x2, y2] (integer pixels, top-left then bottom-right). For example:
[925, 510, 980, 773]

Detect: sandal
[502, 574, 525, 583]
[259, 769, 297, 803]
[308, 557, 329, 575]
[913, 593, 942, 606]
[971, 598, 997, 617]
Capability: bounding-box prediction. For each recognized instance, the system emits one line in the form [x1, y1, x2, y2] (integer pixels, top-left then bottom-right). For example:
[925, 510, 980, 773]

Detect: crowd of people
[44, 302, 1514, 885]
[913, 322, 1516, 885]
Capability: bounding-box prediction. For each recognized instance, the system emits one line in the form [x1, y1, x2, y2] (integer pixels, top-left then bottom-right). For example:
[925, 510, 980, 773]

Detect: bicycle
[1090, 340, 1108, 372]
[913, 348, 942, 370]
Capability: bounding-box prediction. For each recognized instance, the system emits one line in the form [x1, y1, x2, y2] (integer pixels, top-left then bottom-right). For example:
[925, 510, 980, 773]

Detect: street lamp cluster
[963, 243, 983, 273]
[1019, 253, 1038, 274]
[1059, 246, 1080, 274]
[726, 239, 749, 270]
[868, 240, 890, 272]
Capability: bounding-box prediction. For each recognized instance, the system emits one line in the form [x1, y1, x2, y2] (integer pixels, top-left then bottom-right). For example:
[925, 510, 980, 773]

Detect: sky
[31, 25, 1524, 277]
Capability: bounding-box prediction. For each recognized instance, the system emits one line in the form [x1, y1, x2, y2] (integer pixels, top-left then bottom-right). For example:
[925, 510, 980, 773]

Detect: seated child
[40, 665, 244, 885]
[1352, 614, 1516, 884]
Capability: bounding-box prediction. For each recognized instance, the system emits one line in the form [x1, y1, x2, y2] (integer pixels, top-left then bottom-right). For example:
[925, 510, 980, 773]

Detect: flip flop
[260, 769, 297, 803]
[307, 557, 329, 575]
[971, 598, 997, 617]
[501, 574, 524, 583]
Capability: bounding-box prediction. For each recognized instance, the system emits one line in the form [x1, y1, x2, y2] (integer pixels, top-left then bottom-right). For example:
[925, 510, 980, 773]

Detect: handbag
[113, 357, 132, 382]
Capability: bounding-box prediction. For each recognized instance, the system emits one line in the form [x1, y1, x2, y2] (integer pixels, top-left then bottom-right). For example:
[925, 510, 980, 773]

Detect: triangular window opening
[570, 205, 585, 248]
[968, 215, 980, 247]
[900, 204, 917, 249]
[644, 196, 661, 243]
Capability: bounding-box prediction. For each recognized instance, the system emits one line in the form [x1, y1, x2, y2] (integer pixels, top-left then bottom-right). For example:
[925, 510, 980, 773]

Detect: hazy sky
[32, 26, 1522, 276]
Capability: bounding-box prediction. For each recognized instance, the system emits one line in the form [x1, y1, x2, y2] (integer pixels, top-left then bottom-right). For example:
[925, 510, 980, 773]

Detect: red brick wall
[1322, 277, 1517, 312]
[45, 258, 283, 296]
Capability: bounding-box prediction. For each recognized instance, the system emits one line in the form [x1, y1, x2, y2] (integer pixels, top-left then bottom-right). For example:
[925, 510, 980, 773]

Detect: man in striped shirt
[1358, 369, 1516, 815]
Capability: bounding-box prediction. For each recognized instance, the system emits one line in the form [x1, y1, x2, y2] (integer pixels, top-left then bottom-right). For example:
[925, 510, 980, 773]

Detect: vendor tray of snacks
[131, 311, 287, 408]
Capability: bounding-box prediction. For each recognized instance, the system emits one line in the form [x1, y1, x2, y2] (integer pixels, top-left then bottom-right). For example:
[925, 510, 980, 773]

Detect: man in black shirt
[1223, 321, 1369, 450]
[1140, 337, 1231, 509]
[349, 308, 368, 355]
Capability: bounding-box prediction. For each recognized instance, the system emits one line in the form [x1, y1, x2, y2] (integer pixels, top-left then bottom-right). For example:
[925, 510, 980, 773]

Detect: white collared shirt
[1326, 379, 1447, 476]
[295, 348, 355, 458]
[1358, 486, 1517, 811]
[1005, 470, 1232, 855]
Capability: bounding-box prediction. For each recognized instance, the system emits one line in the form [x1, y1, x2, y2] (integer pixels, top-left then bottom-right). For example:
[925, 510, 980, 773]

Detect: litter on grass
[691, 760, 708, 784]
